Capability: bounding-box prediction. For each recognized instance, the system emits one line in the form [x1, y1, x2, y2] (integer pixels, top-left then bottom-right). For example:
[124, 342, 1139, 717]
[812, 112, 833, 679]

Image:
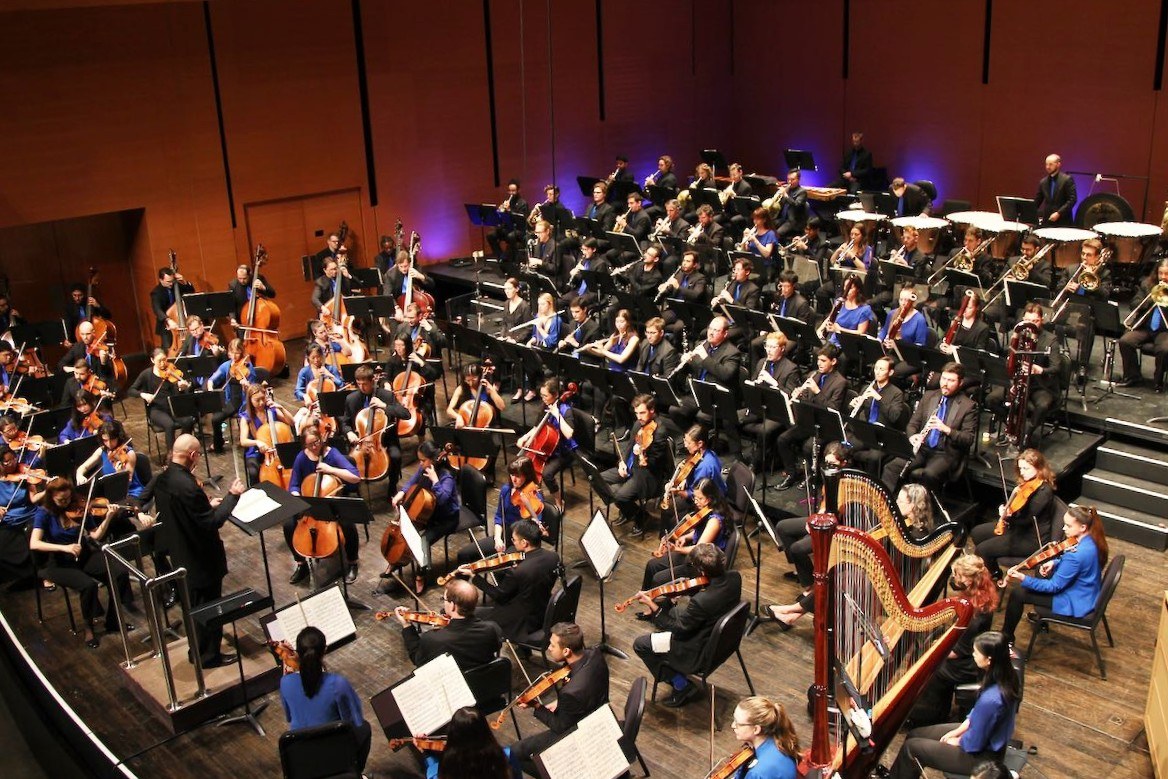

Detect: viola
[81, 373, 115, 399]
[374, 609, 450, 628]
[239, 245, 287, 375]
[63, 496, 134, 522]
[158, 361, 185, 385]
[1001, 536, 1080, 587]
[661, 449, 701, 510]
[266, 639, 299, 673]
[229, 357, 252, 384]
[634, 419, 658, 468]
[386, 736, 446, 753]
[614, 575, 710, 613]
[652, 507, 712, 558]
[1, 465, 50, 484]
[995, 477, 1043, 536]
[9, 431, 47, 453]
[521, 383, 578, 481]
[82, 410, 107, 435]
[256, 386, 294, 489]
[510, 481, 544, 521]
[491, 665, 571, 729]
[704, 745, 755, 779]
[436, 551, 524, 586]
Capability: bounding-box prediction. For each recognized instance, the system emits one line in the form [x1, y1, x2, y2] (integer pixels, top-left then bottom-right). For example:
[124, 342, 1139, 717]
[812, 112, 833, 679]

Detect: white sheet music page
[232, 487, 280, 524]
[581, 510, 620, 579]
[539, 705, 628, 779]
[275, 586, 356, 647]
[392, 653, 475, 736]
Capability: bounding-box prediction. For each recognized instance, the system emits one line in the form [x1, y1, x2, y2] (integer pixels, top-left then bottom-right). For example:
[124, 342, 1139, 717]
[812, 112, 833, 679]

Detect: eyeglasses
[731, 720, 750, 729]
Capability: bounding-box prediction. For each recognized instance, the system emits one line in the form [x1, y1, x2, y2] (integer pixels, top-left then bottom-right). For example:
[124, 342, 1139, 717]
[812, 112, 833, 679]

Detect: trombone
[927, 237, 992, 284]
[1123, 282, 1168, 330]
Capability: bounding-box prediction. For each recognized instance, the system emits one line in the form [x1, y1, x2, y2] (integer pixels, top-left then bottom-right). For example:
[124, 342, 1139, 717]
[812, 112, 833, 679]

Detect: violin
[8, 431, 47, 453]
[63, 496, 133, 522]
[634, 419, 658, 467]
[704, 745, 756, 779]
[1, 465, 50, 484]
[266, 639, 299, 672]
[229, 356, 252, 384]
[521, 382, 578, 481]
[82, 410, 107, 435]
[386, 736, 446, 753]
[81, 373, 115, 399]
[652, 507, 711, 558]
[661, 449, 701, 510]
[491, 665, 571, 729]
[374, 609, 450, 628]
[436, 551, 524, 586]
[157, 361, 185, 384]
[995, 477, 1043, 535]
[16, 348, 48, 379]
[1000, 536, 1080, 587]
[614, 575, 710, 613]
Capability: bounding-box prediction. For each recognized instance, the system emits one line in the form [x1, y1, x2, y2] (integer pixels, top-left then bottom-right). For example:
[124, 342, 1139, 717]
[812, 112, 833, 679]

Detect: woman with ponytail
[727, 696, 801, 778]
[279, 626, 372, 773]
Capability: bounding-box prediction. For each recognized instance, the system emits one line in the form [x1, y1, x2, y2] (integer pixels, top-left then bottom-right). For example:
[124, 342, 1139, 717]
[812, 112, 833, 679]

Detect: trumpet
[527, 203, 544, 228]
[613, 208, 632, 234]
[718, 181, 737, 206]
[1124, 282, 1168, 330]
[888, 244, 908, 265]
[685, 223, 703, 245]
[781, 234, 808, 254]
[849, 381, 880, 417]
[605, 166, 620, 184]
[830, 238, 856, 268]
[497, 195, 514, 213]
[650, 217, 670, 238]
[737, 227, 757, 252]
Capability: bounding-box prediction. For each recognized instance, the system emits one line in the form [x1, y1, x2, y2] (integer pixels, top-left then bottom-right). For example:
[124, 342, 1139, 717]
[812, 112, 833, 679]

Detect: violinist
[278, 626, 372, 776]
[0, 444, 40, 588]
[389, 578, 502, 670]
[239, 384, 295, 486]
[57, 321, 113, 381]
[58, 390, 112, 444]
[663, 426, 725, 518]
[226, 263, 275, 307]
[0, 415, 42, 468]
[972, 449, 1056, 579]
[451, 518, 559, 643]
[285, 424, 361, 586]
[642, 476, 729, 593]
[457, 457, 544, 565]
[508, 622, 610, 776]
[309, 318, 352, 361]
[0, 343, 17, 396]
[999, 505, 1107, 646]
[632, 544, 741, 708]
[724, 696, 802, 779]
[206, 338, 258, 452]
[63, 283, 112, 344]
[129, 349, 195, 450]
[76, 420, 147, 504]
[385, 251, 435, 321]
[178, 315, 224, 365]
[59, 359, 113, 408]
[149, 266, 194, 352]
[446, 362, 506, 429]
[391, 439, 459, 593]
[311, 258, 355, 317]
[602, 394, 670, 536]
[425, 706, 518, 779]
[343, 365, 411, 490]
[515, 379, 577, 511]
[29, 477, 131, 648]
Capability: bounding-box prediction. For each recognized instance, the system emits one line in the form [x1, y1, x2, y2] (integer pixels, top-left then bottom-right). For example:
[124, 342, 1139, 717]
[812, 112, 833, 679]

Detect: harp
[803, 475, 974, 778]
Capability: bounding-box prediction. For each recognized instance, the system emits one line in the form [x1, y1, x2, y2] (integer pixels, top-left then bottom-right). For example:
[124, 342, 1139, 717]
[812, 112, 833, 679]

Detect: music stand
[191, 587, 275, 735]
[997, 196, 1039, 226]
[664, 298, 713, 339]
[792, 401, 849, 447]
[743, 493, 783, 635]
[829, 267, 872, 297]
[646, 184, 676, 208]
[296, 495, 374, 611]
[182, 292, 237, 324]
[1086, 298, 1137, 405]
[11, 321, 68, 353]
[845, 418, 914, 462]
[688, 378, 737, 452]
[604, 231, 639, 259]
[578, 509, 627, 660]
[784, 149, 817, 173]
[343, 295, 396, 362]
[27, 406, 71, 441]
[429, 426, 501, 470]
[464, 203, 506, 255]
[575, 453, 617, 524]
[700, 149, 728, 178]
[865, 192, 898, 219]
[576, 270, 619, 302]
[11, 375, 57, 411]
[228, 481, 310, 610]
[168, 390, 223, 481]
[349, 268, 382, 291]
[94, 470, 131, 503]
[1002, 278, 1048, 313]
[741, 381, 792, 500]
[338, 362, 376, 385]
[942, 268, 984, 297]
[42, 434, 101, 477]
[611, 291, 659, 326]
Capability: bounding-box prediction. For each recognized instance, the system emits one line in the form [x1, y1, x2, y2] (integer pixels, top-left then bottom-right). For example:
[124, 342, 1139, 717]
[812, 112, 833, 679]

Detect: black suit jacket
[341, 389, 411, 445]
[694, 222, 725, 251]
[673, 270, 708, 304]
[534, 647, 610, 734]
[777, 184, 809, 228]
[227, 275, 276, 309]
[583, 202, 616, 233]
[627, 264, 663, 296]
[630, 417, 671, 482]
[473, 546, 560, 640]
[752, 357, 802, 395]
[893, 183, 932, 217]
[57, 342, 113, 379]
[803, 369, 849, 412]
[650, 571, 742, 672]
[909, 389, 976, 457]
[63, 302, 112, 340]
[839, 146, 873, 179]
[401, 615, 503, 670]
[1030, 329, 1066, 394]
[310, 247, 337, 279]
[688, 340, 742, 391]
[311, 275, 355, 312]
[720, 280, 760, 310]
[771, 292, 813, 323]
[856, 382, 908, 428]
[150, 282, 195, 334]
[562, 318, 600, 350]
[623, 210, 652, 244]
[635, 338, 679, 377]
[154, 463, 239, 588]
[1034, 172, 1077, 222]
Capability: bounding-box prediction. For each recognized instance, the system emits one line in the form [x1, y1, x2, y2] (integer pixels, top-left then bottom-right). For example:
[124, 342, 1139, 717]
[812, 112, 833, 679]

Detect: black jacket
[534, 647, 610, 734]
[311, 274, 355, 312]
[473, 546, 560, 641]
[909, 389, 976, 457]
[752, 357, 802, 395]
[1034, 172, 1077, 223]
[892, 183, 932, 217]
[227, 275, 276, 309]
[154, 463, 239, 588]
[635, 338, 680, 377]
[150, 281, 195, 334]
[401, 614, 503, 671]
[650, 571, 743, 672]
[855, 382, 908, 428]
[341, 388, 411, 445]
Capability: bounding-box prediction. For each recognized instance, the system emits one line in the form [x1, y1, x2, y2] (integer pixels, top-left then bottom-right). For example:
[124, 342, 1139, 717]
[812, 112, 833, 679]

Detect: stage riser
[1095, 446, 1168, 483]
[1073, 500, 1168, 551]
[1082, 474, 1168, 517]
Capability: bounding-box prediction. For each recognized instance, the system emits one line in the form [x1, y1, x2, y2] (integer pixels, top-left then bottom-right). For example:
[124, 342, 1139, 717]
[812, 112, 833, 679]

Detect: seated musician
[680, 164, 718, 224]
[206, 338, 257, 452]
[1055, 237, 1111, 372]
[526, 219, 562, 285]
[644, 154, 679, 218]
[293, 343, 343, 433]
[394, 302, 445, 357]
[890, 176, 933, 217]
[929, 227, 994, 327]
[342, 365, 410, 490]
[239, 383, 296, 486]
[669, 316, 743, 450]
[971, 449, 1056, 578]
[613, 190, 652, 253]
[984, 234, 1052, 330]
[423, 707, 518, 779]
[389, 578, 502, 670]
[742, 208, 779, 281]
[880, 362, 976, 493]
[0, 343, 23, 394]
[516, 379, 577, 511]
[227, 262, 275, 309]
[57, 321, 113, 382]
[829, 223, 874, 272]
[458, 456, 544, 564]
[0, 415, 41, 469]
[384, 335, 440, 426]
[999, 504, 1107, 646]
[452, 517, 560, 643]
[939, 290, 995, 358]
[658, 199, 691, 274]
[631, 543, 742, 708]
[642, 477, 729, 592]
[984, 303, 1065, 443]
[581, 307, 639, 372]
[30, 477, 132, 648]
[508, 622, 610, 775]
[634, 316, 680, 377]
[526, 292, 562, 351]
[773, 168, 809, 241]
[0, 444, 39, 589]
[879, 286, 928, 383]
[727, 696, 802, 779]
[602, 393, 670, 536]
[63, 283, 112, 344]
[1118, 257, 1168, 391]
[128, 349, 195, 450]
[76, 419, 147, 504]
[751, 271, 813, 361]
[775, 344, 849, 491]
[59, 390, 111, 444]
[487, 178, 530, 263]
[559, 299, 600, 356]
[908, 554, 1000, 728]
[662, 425, 726, 519]
[821, 274, 875, 349]
[149, 266, 194, 352]
[177, 316, 223, 384]
[308, 318, 352, 360]
[688, 204, 725, 261]
[385, 251, 435, 321]
[873, 226, 927, 314]
[741, 331, 802, 471]
[711, 257, 761, 347]
[390, 439, 459, 593]
[447, 362, 506, 428]
[847, 355, 909, 477]
[887, 631, 1018, 779]
[625, 246, 664, 297]
[285, 423, 361, 586]
[562, 238, 610, 310]
[660, 250, 709, 339]
[310, 258, 355, 316]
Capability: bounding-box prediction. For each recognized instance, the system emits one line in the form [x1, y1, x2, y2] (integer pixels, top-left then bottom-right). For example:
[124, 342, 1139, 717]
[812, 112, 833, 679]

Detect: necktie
[588, 205, 597, 219]
[766, 361, 774, 376]
[364, 395, 371, 409]
[927, 397, 948, 448]
[681, 276, 689, 290]
[780, 298, 788, 317]
[79, 306, 87, 321]
[850, 151, 858, 172]
[734, 283, 741, 302]
[868, 394, 880, 423]
[897, 195, 905, 216]
[818, 373, 826, 389]
[648, 345, 656, 363]
[168, 288, 175, 304]
[1050, 176, 1056, 199]
[331, 280, 337, 295]
[699, 345, 715, 381]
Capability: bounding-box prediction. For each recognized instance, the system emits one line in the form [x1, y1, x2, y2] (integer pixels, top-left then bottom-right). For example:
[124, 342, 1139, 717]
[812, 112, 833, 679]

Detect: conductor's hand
[228, 478, 245, 496]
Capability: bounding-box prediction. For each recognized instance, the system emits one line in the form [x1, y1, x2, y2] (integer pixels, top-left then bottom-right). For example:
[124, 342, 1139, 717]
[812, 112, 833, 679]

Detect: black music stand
[11, 375, 57, 411]
[182, 292, 237, 324]
[575, 176, 602, 199]
[876, 258, 918, 290]
[689, 378, 737, 453]
[700, 149, 729, 177]
[846, 419, 913, 463]
[792, 401, 849, 447]
[997, 196, 1039, 226]
[1086, 298, 1136, 405]
[28, 406, 71, 441]
[646, 184, 677, 208]
[605, 231, 640, 259]
[741, 381, 793, 499]
[1001, 278, 1048, 312]
[316, 389, 349, 423]
[664, 299, 713, 339]
[228, 482, 310, 618]
[575, 270, 619, 302]
[743, 493, 784, 636]
[784, 149, 817, 173]
[611, 291, 659, 326]
[12, 321, 68, 354]
[338, 362, 376, 385]
[297, 496, 374, 611]
[429, 426, 501, 471]
[731, 195, 762, 221]
[942, 267, 984, 296]
[174, 353, 218, 386]
[576, 453, 618, 524]
[168, 390, 222, 481]
[578, 509, 627, 660]
[773, 315, 820, 356]
[464, 203, 508, 255]
[94, 470, 131, 503]
[43, 434, 101, 477]
[349, 268, 382, 291]
[343, 295, 396, 362]
[829, 266, 873, 297]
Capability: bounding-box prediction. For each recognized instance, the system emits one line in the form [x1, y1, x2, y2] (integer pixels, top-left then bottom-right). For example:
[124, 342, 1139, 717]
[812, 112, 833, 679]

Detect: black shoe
[612, 514, 631, 527]
[288, 563, 309, 585]
[630, 525, 646, 537]
[1116, 376, 1142, 388]
[345, 565, 359, 585]
[1156, 382, 1165, 393]
[634, 612, 654, 622]
[662, 683, 701, 708]
[777, 473, 800, 491]
[202, 652, 239, 669]
[85, 636, 100, 649]
[782, 571, 799, 582]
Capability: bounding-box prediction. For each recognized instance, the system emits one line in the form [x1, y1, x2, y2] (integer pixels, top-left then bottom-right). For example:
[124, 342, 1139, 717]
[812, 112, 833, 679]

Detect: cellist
[311, 258, 355, 318]
[446, 362, 506, 428]
[342, 365, 410, 492]
[391, 439, 459, 594]
[393, 302, 445, 358]
[293, 343, 343, 433]
[308, 319, 352, 361]
[285, 424, 361, 586]
[515, 378, 577, 511]
[238, 384, 295, 486]
[383, 334, 439, 429]
[206, 338, 258, 453]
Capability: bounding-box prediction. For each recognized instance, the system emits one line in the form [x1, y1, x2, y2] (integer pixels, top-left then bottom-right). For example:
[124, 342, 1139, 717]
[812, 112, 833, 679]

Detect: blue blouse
[829, 303, 875, 346]
[878, 309, 929, 346]
[280, 672, 365, 731]
[960, 683, 1015, 756]
[738, 738, 797, 779]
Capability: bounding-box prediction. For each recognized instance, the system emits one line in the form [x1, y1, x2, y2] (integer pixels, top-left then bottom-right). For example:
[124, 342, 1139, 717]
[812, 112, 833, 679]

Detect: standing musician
[559, 300, 600, 356]
[1055, 237, 1110, 372]
[75, 419, 146, 503]
[58, 390, 111, 444]
[878, 286, 928, 383]
[999, 505, 1107, 646]
[774, 345, 849, 491]
[385, 251, 436, 321]
[63, 283, 112, 344]
[625, 246, 665, 297]
[773, 168, 809, 239]
[602, 394, 670, 535]
[1118, 257, 1168, 391]
[711, 258, 761, 348]
[1033, 153, 1076, 224]
[880, 362, 977, 493]
[847, 355, 909, 477]
[129, 349, 195, 450]
[285, 424, 361, 586]
[508, 622, 610, 775]
[487, 178, 530, 262]
[669, 316, 743, 447]
[206, 338, 258, 452]
[660, 250, 710, 340]
[451, 517, 560, 643]
[631, 544, 741, 708]
[890, 176, 933, 217]
[725, 696, 802, 779]
[309, 232, 342, 280]
[278, 626, 372, 776]
[721, 162, 754, 234]
[342, 365, 411, 492]
[458, 457, 544, 564]
[390, 439, 460, 594]
[308, 318, 352, 361]
[832, 131, 872, 193]
[149, 266, 194, 352]
[57, 321, 113, 381]
[154, 434, 244, 667]
[741, 331, 802, 472]
[446, 362, 506, 428]
[0, 444, 38, 588]
[389, 578, 502, 670]
[515, 379, 577, 511]
[373, 234, 397, 277]
[634, 316, 680, 377]
[661, 425, 726, 519]
[311, 258, 355, 317]
[531, 184, 574, 241]
[293, 343, 343, 433]
[227, 263, 275, 308]
[971, 449, 1056, 578]
[562, 238, 610, 310]
[641, 477, 729, 591]
[238, 383, 296, 486]
[30, 477, 132, 648]
[526, 219, 562, 285]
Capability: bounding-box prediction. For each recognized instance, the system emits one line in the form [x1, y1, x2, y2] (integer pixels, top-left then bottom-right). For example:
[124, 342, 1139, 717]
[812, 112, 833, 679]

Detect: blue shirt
[208, 360, 258, 406]
[400, 466, 459, 521]
[32, 507, 98, 545]
[1021, 534, 1101, 618]
[0, 481, 36, 527]
[493, 482, 543, 535]
[750, 230, 778, 263]
[960, 683, 1015, 755]
[738, 738, 797, 779]
[294, 364, 343, 402]
[280, 672, 365, 731]
[607, 335, 632, 373]
[289, 448, 358, 496]
[878, 309, 929, 346]
[427, 747, 519, 779]
[686, 450, 725, 500]
[532, 315, 561, 349]
[101, 447, 146, 499]
[829, 303, 875, 347]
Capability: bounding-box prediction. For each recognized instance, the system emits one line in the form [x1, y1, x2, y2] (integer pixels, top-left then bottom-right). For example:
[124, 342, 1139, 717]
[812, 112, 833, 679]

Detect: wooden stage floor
[0, 358, 1159, 778]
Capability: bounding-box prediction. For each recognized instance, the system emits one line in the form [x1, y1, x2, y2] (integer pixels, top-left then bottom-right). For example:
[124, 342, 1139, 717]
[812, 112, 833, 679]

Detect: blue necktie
[1050, 177, 1056, 198]
[588, 205, 597, 219]
[927, 397, 948, 448]
[681, 276, 689, 290]
[766, 361, 774, 375]
[868, 394, 880, 424]
[897, 195, 905, 216]
[246, 287, 252, 301]
[648, 345, 656, 363]
[699, 346, 715, 381]
[734, 283, 741, 302]
[818, 373, 826, 389]
[79, 306, 87, 321]
[1153, 307, 1164, 331]
[850, 151, 858, 172]
[331, 280, 337, 295]
[168, 288, 174, 304]
[780, 299, 788, 317]
[577, 261, 589, 295]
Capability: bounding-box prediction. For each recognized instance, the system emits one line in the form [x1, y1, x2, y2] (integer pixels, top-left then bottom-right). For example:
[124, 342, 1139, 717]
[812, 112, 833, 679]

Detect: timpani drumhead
[1093, 221, 1162, 264]
[891, 216, 950, 254]
[1035, 226, 1098, 268]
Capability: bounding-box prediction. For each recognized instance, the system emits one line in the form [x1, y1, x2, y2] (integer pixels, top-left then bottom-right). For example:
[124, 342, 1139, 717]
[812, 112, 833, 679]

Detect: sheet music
[392, 653, 475, 736]
[398, 506, 426, 565]
[538, 706, 628, 779]
[581, 510, 620, 579]
[274, 585, 356, 646]
[232, 487, 281, 524]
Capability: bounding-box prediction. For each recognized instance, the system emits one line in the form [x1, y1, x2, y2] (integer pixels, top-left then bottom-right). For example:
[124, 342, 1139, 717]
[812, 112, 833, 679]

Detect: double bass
[165, 250, 188, 359]
[239, 245, 286, 376]
[395, 230, 435, 319]
[320, 223, 368, 363]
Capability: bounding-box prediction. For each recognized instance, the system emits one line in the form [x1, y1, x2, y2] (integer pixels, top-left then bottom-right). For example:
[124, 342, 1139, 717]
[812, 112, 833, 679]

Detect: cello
[390, 340, 426, 438]
[395, 230, 435, 319]
[239, 245, 286, 376]
[256, 385, 294, 489]
[447, 361, 496, 471]
[165, 250, 188, 359]
[354, 369, 390, 482]
[291, 456, 346, 561]
[520, 382, 578, 480]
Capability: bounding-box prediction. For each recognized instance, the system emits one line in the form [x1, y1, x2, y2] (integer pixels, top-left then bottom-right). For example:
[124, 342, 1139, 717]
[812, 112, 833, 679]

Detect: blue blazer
[1022, 534, 1101, 618]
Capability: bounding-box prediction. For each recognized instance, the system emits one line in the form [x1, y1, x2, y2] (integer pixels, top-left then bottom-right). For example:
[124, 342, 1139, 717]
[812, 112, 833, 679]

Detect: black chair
[515, 575, 583, 664]
[649, 601, 755, 718]
[566, 408, 598, 489]
[540, 501, 564, 558]
[142, 401, 167, 464]
[34, 583, 78, 635]
[619, 677, 651, 777]
[278, 721, 362, 779]
[724, 461, 755, 566]
[722, 526, 741, 571]
[463, 656, 521, 738]
[444, 464, 488, 568]
[1025, 554, 1124, 679]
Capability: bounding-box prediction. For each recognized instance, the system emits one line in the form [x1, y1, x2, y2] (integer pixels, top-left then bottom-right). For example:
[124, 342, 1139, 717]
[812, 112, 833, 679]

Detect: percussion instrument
[1034, 226, 1098, 268]
[1092, 221, 1161, 264]
[889, 215, 949, 255]
[835, 210, 886, 240]
[946, 211, 1026, 260]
